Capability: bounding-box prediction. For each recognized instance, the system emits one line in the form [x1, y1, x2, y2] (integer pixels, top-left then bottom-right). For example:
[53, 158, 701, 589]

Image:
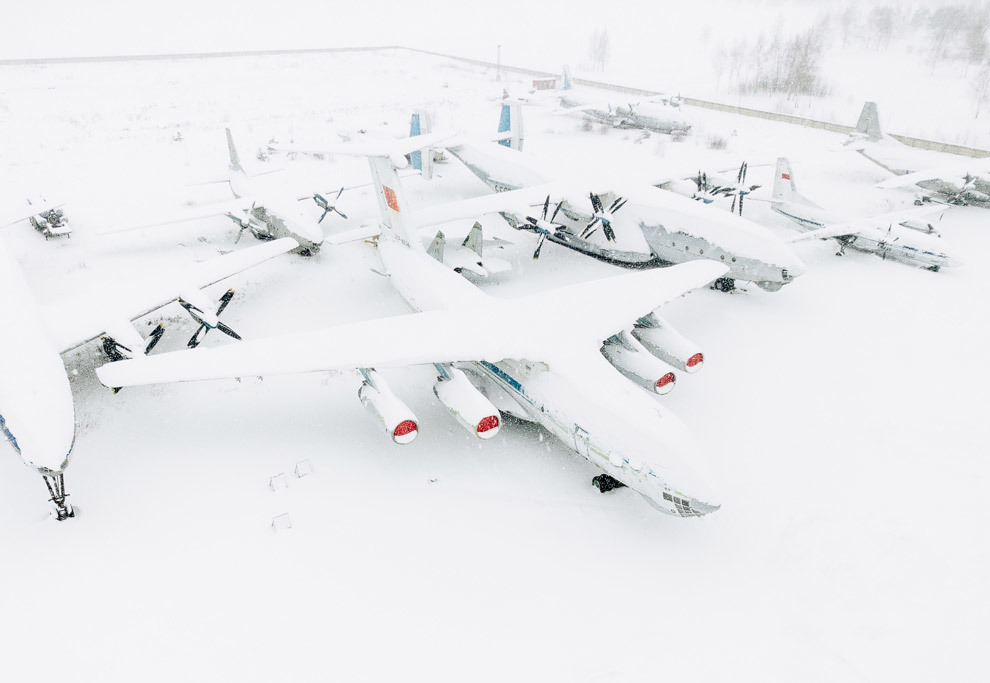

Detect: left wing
[43, 237, 297, 353]
[876, 158, 990, 189]
[96, 260, 727, 389]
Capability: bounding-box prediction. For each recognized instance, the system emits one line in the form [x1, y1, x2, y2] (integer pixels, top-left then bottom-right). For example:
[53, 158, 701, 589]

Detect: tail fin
[367, 156, 422, 250]
[225, 128, 244, 173]
[772, 158, 800, 203]
[496, 102, 524, 151]
[462, 222, 483, 257]
[409, 110, 435, 179]
[854, 102, 883, 139]
[562, 65, 573, 91]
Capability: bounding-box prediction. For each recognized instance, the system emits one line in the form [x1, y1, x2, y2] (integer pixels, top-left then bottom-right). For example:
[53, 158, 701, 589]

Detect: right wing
[96, 260, 725, 389]
[875, 158, 990, 189]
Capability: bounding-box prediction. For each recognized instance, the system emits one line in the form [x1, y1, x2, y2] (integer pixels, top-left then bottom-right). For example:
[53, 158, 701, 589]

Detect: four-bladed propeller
[518, 194, 567, 259]
[580, 193, 627, 242]
[312, 187, 348, 223]
[183, 289, 242, 348]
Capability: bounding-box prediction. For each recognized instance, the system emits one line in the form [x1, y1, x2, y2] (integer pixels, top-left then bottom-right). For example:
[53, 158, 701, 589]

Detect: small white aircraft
[410, 104, 805, 293]
[845, 102, 990, 208]
[557, 66, 692, 136]
[1, 197, 71, 239]
[95, 130, 335, 255]
[0, 232, 297, 519]
[769, 158, 956, 271]
[97, 146, 728, 517]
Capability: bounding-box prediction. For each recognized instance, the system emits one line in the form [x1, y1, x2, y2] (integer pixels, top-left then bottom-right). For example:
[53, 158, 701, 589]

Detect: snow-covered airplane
[95, 130, 339, 255]
[659, 162, 761, 215]
[769, 158, 956, 271]
[1, 197, 71, 239]
[0, 233, 296, 519]
[557, 66, 691, 136]
[410, 105, 805, 293]
[97, 148, 728, 517]
[845, 101, 990, 208]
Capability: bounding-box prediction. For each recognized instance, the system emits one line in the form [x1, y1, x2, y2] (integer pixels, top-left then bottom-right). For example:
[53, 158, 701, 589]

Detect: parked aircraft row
[1, 83, 975, 522]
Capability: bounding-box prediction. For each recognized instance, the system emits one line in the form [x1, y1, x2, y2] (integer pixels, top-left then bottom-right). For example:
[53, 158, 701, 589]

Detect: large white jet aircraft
[845, 102, 990, 208]
[557, 66, 692, 136]
[97, 149, 729, 517]
[0, 233, 296, 519]
[769, 158, 955, 271]
[409, 105, 805, 293]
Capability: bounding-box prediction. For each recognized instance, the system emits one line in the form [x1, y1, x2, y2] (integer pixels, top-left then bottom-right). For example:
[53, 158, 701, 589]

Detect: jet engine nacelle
[358, 370, 419, 445]
[601, 333, 677, 395]
[632, 313, 705, 373]
[433, 368, 501, 439]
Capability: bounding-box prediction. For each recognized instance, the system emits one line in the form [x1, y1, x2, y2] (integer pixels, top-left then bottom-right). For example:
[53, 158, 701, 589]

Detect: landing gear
[712, 277, 735, 293]
[42, 473, 74, 521]
[592, 474, 627, 493]
[928, 265, 941, 272]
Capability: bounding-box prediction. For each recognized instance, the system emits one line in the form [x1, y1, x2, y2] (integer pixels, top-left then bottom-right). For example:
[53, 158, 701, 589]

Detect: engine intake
[434, 367, 501, 439]
[358, 369, 419, 445]
[602, 333, 677, 395]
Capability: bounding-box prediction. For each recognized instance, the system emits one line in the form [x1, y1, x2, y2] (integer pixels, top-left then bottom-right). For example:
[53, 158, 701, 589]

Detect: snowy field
[1, 49, 987, 682]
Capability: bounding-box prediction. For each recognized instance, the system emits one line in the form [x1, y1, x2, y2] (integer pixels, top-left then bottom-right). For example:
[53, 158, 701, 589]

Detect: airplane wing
[876, 158, 990, 189]
[411, 183, 562, 228]
[95, 260, 726, 389]
[0, 199, 64, 229]
[93, 197, 253, 235]
[42, 237, 297, 353]
[275, 131, 455, 167]
[785, 222, 863, 243]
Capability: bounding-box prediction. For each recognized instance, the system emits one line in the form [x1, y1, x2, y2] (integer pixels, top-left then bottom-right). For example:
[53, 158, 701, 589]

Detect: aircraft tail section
[562, 65, 573, 91]
[367, 155, 422, 250]
[409, 110, 435, 179]
[854, 102, 883, 140]
[772, 157, 803, 203]
[225, 128, 244, 173]
[496, 102, 524, 151]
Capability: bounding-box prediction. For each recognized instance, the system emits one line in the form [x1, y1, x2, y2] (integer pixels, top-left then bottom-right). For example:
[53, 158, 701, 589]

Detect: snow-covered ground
[1, 50, 987, 682]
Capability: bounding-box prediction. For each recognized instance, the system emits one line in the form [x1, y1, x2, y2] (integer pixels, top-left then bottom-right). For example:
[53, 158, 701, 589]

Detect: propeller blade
[216, 322, 242, 341]
[318, 209, 330, 223]
[533, 233, 547, 260]
[731, 196, 737, 214]
[541, 194, 550, 220]
[612, 198, 627, 212]
[144, 324, 166, 355]
[332, 206, 348, 220]
[603, 221, 616, 242]
[738, 193, 744, 216]
[187, 324, 207, 348]
[550, 201, 563, 222]
[215, 289, 235, 316]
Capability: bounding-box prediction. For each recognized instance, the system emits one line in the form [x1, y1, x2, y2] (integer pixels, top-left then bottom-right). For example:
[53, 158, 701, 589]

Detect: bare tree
[587, 28, 611, 72]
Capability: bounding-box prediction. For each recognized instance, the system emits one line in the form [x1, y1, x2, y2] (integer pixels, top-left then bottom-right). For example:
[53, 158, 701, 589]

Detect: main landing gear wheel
[712, 277, 736, 293]
[592, 474, 627, 493]
[42, 473, 74, 521]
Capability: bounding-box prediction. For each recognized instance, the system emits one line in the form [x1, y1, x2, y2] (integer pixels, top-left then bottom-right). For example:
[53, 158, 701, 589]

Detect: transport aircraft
[408, 105, 805, 293]
[556, 66, 692, 136]
[97, 142, 727, 517]
[0, 233, 296, 519]
[769, 158, 955, 271]
[845, 102, 990, 208]
[92, 130, 448, 255]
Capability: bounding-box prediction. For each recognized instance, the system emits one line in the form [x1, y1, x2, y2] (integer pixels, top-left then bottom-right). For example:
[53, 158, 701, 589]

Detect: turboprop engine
[631, 312, 705, 373]
[601, 332, 677, 395]
[358, 368, 419, 445]
[433, 367, 501, 439]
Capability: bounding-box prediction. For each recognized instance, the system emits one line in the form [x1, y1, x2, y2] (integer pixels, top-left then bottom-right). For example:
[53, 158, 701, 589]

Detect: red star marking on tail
[384, 186, 400, 212]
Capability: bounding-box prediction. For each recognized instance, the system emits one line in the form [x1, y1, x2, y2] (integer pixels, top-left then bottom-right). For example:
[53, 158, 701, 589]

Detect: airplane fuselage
[446, 143, 804, 291]
[772, 200, 953, 271]
[228, 173, 325, 254]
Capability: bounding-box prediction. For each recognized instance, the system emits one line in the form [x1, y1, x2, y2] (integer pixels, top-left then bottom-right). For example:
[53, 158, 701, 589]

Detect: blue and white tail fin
[409, 110, 435, 179]
[855, 102, 883, 140]
[367, 156, 423, 251]
[562, 65, 573, 91]
[495, 102, 524, 151]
